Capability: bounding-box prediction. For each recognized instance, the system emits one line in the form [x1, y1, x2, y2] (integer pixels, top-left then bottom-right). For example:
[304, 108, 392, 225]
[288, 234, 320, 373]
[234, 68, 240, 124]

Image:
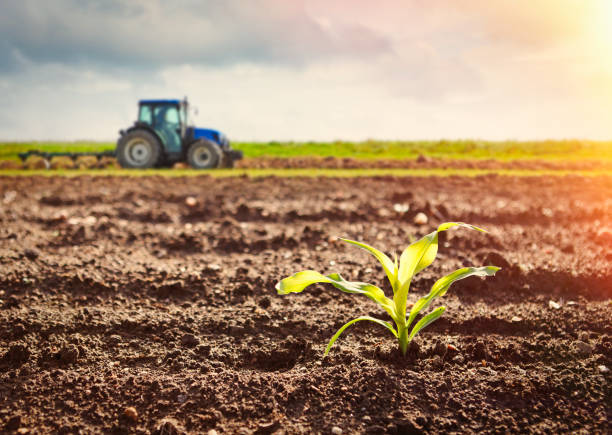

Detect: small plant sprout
[275, 222, 500, 357]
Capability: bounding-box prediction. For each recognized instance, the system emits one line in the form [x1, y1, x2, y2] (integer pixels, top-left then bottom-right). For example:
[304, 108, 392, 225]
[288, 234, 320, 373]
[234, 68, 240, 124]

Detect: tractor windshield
[139, 105, 153, 125]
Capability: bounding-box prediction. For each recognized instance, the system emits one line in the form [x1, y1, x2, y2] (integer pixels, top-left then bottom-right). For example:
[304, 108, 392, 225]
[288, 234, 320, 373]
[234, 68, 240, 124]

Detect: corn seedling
[276, 222, 500, 356]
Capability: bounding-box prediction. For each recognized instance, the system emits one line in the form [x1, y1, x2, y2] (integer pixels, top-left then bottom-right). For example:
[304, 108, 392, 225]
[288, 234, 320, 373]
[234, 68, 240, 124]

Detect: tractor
[18, 98, 242, 170]
[116, 98, 242, 169]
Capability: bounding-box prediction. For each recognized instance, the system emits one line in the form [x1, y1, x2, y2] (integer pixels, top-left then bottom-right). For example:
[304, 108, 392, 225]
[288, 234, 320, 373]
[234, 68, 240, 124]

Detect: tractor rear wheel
[116, 130, 162, 169]
[186, 140, 221, 169]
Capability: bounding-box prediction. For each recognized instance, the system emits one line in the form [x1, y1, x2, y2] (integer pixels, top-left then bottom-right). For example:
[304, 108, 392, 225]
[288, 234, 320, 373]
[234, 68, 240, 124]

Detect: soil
[0, 174, 610, 434]
[236, 156, 612, 171]
[3, 155, 612, 171]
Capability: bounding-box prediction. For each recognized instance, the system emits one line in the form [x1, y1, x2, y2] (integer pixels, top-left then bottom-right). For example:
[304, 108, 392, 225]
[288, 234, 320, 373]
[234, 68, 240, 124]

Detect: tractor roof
[139, 99, 181, 105]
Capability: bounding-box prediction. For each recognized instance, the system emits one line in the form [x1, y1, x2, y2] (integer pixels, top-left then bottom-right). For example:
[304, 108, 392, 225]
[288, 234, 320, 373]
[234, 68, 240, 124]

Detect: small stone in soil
[573, 341, 593, 355]
[59, 344, 79, 364]
[123, 407, 138, 422]
[413, 212, 428, 225]
[24, 248, 40, 260]
[548, 300, 561, 310]
[331, 426, 343, 435]
[598, 365, 609, 374]
[511, 316, 522, 323]
[181, 333, 199, 347]
[185, 196, 197, 207]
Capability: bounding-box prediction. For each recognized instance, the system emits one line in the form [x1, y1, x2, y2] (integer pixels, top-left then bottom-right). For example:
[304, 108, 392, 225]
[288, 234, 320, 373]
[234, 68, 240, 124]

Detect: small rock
[23, 248, 39, 260]
[574, 341, 592, 355]
[362, 416, 372, 423]
[331, 426, 343, 435]
[548, 300, 561, 310]
[511, 316, 522, 323]
[185, 196, 197, 207]
[181, 333, 199, 347]
[59, 344, 79, 364]
[566, 301, 578, 306]
[123, 407, 138, 422]
[598, 365, 609, 374]
[207, 430, 219, 435]
[413, 212, 428, 225]
[393, 203, 409, 213]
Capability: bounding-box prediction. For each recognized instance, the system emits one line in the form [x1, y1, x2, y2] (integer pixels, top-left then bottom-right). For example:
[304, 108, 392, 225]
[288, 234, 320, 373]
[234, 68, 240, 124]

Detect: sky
[1, 0, 612, 142]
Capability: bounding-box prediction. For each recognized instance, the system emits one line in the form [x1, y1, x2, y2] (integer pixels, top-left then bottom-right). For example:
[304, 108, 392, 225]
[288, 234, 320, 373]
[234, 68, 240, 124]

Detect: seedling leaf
[396, 222, 485, 318]
[339, 238, 398, 291]
[406, 266, 500, 329]
[276, 270, 396, 318]
[324, 316, 398, 356]
[408, 306, 446, 340]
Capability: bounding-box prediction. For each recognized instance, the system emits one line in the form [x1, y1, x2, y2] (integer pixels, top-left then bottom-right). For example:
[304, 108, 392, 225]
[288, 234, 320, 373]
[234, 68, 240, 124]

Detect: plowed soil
[0, 174, 610, 434]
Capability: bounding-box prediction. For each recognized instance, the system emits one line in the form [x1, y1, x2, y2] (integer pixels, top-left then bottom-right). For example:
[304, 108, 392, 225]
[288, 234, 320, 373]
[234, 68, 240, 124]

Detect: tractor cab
[116, 98, 242, 169]
[137, 99, 185, 156]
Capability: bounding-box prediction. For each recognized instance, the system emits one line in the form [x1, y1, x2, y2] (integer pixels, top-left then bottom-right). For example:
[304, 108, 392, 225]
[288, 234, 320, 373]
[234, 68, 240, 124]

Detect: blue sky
[1, 0, 611, 141]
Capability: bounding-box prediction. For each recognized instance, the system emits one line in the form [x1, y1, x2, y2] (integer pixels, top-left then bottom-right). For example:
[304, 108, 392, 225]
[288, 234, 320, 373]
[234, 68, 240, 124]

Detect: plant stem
[398, 326, 409, 355]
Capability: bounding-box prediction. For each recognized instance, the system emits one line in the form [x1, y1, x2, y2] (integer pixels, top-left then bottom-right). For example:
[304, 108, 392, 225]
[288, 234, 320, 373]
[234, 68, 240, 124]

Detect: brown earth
[0, 174, 610, 434]
[3, 155, 612, 171]
[236, 156, 612, 171]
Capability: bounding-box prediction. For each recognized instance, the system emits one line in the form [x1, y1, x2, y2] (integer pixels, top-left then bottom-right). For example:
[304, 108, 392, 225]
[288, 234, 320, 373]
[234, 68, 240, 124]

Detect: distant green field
[1, 139, 611, 161]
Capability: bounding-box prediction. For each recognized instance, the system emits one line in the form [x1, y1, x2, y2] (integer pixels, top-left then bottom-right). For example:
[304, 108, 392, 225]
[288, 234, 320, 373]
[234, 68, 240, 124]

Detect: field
[3, 139, 612, 161]
[0, 174, 610, 433]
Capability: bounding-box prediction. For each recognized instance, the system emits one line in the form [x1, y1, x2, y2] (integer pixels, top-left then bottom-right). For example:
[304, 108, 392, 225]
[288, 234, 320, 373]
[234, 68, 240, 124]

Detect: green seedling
[276, 222, 500, 356]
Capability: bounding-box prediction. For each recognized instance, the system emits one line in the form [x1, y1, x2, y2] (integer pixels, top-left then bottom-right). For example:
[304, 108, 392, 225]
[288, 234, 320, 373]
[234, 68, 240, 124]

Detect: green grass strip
[2, 139, 612, 161]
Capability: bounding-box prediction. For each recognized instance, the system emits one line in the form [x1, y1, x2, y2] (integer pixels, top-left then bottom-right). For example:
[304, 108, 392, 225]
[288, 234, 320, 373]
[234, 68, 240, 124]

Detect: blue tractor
[116, 98, 242, 169]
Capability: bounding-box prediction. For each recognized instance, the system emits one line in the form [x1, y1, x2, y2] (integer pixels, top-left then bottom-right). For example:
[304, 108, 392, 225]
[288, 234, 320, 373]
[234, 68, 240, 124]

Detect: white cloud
[1, 0, 611, 141]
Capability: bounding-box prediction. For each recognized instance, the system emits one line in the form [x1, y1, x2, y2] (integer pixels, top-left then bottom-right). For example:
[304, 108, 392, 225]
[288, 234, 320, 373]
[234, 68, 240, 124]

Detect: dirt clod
[3, 344, 29, 365]
[4, 415, 22, 431]
[122, 407, 138, 423]
[180, 333, 199, 347]
[58, 344, 79, 364]
[154, 418, 184, 435]
[573, 341, 593, 355]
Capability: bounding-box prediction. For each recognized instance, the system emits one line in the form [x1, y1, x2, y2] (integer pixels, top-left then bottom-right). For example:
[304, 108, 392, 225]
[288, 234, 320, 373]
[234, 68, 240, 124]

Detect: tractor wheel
[116, 130, 162, 169]
[186, 140, 221, 169]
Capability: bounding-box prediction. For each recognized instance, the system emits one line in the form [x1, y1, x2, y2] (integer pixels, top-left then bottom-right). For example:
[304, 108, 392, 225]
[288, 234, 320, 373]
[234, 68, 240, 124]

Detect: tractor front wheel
[186, 140, 221, 169]
[116, 130, 162, 169]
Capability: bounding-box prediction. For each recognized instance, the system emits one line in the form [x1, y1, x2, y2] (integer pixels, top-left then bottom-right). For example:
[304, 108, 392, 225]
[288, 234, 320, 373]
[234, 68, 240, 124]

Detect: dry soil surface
[0, 174, 610, 434]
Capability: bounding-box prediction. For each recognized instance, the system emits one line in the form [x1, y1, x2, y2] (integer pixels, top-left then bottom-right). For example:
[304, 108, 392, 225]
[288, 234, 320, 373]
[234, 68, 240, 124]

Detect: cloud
[0, 0, 611, 141]
[0, 0, 392, 70]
